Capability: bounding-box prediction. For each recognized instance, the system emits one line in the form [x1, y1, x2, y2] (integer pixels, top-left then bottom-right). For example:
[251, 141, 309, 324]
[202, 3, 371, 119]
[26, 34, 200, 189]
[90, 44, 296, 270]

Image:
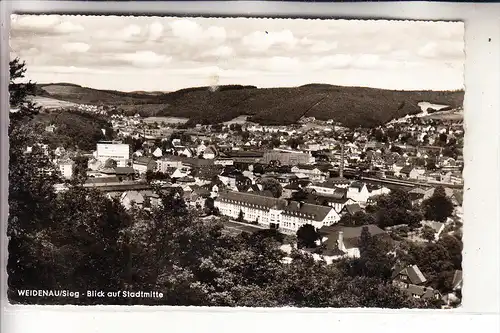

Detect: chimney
[337, 231, 344, 251]
[339, 139, 345, 178]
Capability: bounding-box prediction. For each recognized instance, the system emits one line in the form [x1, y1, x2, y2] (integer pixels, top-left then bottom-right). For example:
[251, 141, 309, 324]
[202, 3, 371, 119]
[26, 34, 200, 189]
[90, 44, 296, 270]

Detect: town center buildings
[214, 190, 341, 234]
[96, 141, 131, 167]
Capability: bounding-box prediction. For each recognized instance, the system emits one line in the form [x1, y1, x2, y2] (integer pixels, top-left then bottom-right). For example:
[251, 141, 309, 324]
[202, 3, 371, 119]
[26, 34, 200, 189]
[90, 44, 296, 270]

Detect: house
[45, 124, 57, 133]
[291, 164, 327, 182]
[409, 187, 427, 204]
[282, 182, 301, 198]
[180, 147, 197, 158]
[307, 178, 351, 196]
[402, 284, 441, 300]
[132, 156, 156, 175]
[311, 195, 355, 213]
[392, 265, 427, 286]
[409, 167, 426, 180]
[422, 220, 445, 240]
[399, 165, 413, 178]
[341, 203, 363, 217]
[318, 224, 388, 258]
[152, 147, 163, 158]
[120, 190, 145, 210]
[346, 182, 371, 204]
[115, 167, 135, 181]
[423, 187, 459, 206]
[203, 146, 218, 159]
[214, 190, 340, 233]
[55, 158, 75, 180]
[156, 158, 184, 173]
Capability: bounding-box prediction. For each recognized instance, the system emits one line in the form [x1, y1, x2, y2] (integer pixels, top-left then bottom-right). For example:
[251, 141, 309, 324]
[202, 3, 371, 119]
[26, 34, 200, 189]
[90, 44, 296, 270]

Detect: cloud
[354, 54, 380, 69]
[169, 19, 203, 39]
[11, 15, 84, 35]
[31, 65, 111, 75]
[300, 38, 338, 53]
[148, 22, 164, 41]
[54, 21, 84, 34]
[169, 19, 226, 45]
[264, 56, 300, 72]
[113, 51, 171, 68]
[202, 46, 234, 59]
[311, 55, 352, 70]
[62, 42, 90, 53]
[121, 24, 142, 39]
[418, 41, 463, 60]
[12, 15, 60, 30]
[242, 30, 297, 53]
[9, 15, 465, 91]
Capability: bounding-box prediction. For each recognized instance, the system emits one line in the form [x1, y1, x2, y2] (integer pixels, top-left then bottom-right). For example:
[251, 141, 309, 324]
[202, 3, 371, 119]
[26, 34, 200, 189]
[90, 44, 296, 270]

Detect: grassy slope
[36, 83, 464, 128]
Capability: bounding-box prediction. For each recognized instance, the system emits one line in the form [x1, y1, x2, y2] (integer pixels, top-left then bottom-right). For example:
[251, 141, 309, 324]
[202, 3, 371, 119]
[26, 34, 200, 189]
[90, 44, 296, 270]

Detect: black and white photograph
[8, 15, 464, 308]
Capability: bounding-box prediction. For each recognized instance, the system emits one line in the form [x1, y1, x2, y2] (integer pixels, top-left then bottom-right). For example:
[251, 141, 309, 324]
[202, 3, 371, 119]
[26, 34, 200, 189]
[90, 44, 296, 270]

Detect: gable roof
[423, 187, 455, 200]
[452, 270, 463, 290]
[400, 165, 413, 174]
[133, 156, 156, 166]
[115, 167, 135, 175]
[403, 284, 440, 299]
[394, 265, 427, 285]
[121, 190, 145, 204]
[344, 203, 362, 215]
[318, 224, 387, 250]
[423, 220, 445, 233]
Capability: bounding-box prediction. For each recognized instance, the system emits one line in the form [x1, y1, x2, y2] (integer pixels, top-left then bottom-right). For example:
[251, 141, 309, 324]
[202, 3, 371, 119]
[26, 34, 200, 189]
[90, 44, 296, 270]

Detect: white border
[1, 1, 499, 333]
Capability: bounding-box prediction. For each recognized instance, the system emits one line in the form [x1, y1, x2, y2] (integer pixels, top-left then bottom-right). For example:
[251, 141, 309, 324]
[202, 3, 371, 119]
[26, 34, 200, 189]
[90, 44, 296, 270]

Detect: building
[132, 156, 156, 175]
[156, 158, 184, 172]
[318, 224, 388, 258]
[214, 190, 340, 234]
[307, 178, 351, 195]
[56, 158, 75, 180]
[291, 164, 327, 182]
[96, 141, 130, 167]
[263, 151, 314, 166]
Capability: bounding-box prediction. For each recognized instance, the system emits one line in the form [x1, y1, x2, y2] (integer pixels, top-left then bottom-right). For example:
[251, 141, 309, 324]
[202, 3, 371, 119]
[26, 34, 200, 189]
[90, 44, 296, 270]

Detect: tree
[291, 188, 308, 202]
[422, 186, 454, 222]
[376, 189, 412, 211]
[287, 137, 303, 150]
[237, 209, 244, 222]
[8, 59, 61, 302]
[72, 155, 89, 183]
[104, 158, 118, 169]
[260, 178, 283, 198]
[421, 225, 436, 242]
[296, 224, 320, 248]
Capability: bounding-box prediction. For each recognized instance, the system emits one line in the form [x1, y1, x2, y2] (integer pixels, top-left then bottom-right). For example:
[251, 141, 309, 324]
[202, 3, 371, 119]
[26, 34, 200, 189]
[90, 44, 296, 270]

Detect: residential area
[36, 105, 463, 308]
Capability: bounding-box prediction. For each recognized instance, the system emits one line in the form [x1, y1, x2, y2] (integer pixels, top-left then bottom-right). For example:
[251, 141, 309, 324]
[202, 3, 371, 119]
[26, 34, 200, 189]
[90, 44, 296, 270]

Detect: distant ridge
[34, 83, 464, 128]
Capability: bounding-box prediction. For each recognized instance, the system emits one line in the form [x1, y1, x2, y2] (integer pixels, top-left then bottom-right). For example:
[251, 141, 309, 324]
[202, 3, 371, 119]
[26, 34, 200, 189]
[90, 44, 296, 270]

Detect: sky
[10, 15, 465, 92]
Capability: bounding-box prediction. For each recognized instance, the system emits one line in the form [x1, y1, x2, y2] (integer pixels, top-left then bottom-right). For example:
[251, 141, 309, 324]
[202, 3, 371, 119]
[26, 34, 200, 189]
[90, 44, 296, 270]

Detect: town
[30, 100, 464, 308]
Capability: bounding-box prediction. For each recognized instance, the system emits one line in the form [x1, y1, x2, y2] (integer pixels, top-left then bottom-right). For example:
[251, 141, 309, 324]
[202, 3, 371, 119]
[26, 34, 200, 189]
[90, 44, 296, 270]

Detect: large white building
[96, 141, 130, 167]
[214, 191, 340, 234]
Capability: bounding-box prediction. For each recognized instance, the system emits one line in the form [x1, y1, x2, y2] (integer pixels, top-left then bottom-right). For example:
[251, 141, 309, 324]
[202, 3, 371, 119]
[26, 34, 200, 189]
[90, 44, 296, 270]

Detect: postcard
[7, 15, 464, 308]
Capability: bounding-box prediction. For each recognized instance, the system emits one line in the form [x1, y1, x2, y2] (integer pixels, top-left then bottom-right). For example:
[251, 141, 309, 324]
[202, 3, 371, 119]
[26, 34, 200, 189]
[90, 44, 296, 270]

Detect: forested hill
[35, 83, 464, 128]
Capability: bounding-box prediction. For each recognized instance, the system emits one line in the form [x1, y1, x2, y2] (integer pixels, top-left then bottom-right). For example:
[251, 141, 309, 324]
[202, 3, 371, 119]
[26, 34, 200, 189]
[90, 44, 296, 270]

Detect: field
[29, 96, 79, 109]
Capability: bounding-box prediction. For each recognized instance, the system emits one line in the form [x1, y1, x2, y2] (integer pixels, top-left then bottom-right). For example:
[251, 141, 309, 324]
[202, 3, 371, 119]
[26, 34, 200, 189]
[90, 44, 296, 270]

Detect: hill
[30, 109, 114, 151]
[35, 83, 464, 128]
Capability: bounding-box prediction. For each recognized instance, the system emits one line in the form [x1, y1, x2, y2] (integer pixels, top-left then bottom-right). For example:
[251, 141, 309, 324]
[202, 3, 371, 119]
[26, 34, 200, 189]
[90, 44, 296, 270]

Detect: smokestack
[338, 231, 344, 251]
[339, 139, 345, 178]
